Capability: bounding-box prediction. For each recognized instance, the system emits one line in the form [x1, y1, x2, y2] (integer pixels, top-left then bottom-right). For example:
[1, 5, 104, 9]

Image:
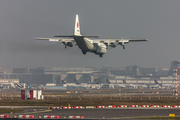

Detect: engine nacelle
[104, 42, 116, 48]
[119, 42, 124, 46]
[66, 42, 73, 47]
[118, 42, 128, 49]
[109, 43, 116, 48]
[62, 42, 73, 47]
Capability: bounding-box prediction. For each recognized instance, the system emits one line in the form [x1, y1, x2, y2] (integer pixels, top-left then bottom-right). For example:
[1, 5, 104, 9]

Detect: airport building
[0, 67, 106, 86]
[0, 61, 178, 89]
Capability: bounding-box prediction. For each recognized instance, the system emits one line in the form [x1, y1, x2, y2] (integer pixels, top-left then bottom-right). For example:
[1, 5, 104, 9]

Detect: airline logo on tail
[77, 22, 79, 28]
[74, 15, 81, 36]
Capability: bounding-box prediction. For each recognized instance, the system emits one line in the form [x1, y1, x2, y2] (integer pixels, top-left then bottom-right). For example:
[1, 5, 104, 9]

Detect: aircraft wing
[35, 37, 75, 42]
[94, 38, 148, 49]
[128, 39, 148, 42]
[97, 38, 148, 43]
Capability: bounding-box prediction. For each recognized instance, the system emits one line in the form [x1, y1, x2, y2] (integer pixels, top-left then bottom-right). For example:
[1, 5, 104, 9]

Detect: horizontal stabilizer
[54, 35, 99, 38]
[54, 35, 74, 37]
[82, 36, 99, 38]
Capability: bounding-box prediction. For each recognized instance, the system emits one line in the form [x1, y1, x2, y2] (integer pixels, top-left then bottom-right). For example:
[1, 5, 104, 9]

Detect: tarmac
[1, 106, 180, 119]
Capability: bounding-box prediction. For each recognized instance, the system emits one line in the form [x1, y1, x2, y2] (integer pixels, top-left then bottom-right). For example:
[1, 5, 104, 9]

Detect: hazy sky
[0, 0, 180, 69]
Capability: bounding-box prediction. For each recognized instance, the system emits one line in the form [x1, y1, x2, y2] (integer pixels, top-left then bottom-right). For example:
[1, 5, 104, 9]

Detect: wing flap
[54, 35, 99, 38]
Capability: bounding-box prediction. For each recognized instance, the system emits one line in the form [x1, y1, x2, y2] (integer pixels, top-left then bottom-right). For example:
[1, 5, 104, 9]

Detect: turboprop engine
[109, 42, 116, 48]
[104, 42, 116, 48]
[119, 42, 125, 49]
[62, 42, 73, 48]
[118, 42, 129, 49]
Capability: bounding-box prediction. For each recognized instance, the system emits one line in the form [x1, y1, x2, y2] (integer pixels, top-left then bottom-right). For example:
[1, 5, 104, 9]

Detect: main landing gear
[100, 55, 103, 58]
[81, 50, 87, 55]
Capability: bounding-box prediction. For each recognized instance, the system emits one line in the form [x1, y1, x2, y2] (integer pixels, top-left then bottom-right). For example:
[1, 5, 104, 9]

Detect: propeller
[121, 37, 125, 49]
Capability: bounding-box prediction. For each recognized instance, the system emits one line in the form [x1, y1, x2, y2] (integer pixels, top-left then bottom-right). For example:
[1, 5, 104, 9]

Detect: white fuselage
[73, 36, 107, 55]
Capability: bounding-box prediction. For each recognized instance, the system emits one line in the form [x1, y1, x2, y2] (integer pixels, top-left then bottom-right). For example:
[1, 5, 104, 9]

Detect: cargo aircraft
[36, 15, 148, 57]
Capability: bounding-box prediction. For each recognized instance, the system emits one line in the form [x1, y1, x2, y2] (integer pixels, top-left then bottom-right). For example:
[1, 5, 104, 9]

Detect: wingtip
[35, 37, 39, 40]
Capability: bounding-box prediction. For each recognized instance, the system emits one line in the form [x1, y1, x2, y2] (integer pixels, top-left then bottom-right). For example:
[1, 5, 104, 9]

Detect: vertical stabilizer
[123, 80, 126, 84]
[108, 69, 111, 76]
[154, 80, 159, 84]
[74, 14, 82, 36]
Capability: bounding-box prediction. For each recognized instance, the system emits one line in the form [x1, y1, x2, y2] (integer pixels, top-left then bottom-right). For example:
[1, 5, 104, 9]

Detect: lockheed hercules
[36, 15, 148, 57]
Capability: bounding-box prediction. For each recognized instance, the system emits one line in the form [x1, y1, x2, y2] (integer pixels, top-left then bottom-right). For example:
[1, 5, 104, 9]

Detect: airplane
[35, 15, 148, 57]
[155, 80, 179, 89]
[122, 79, 160, 88]
[121, 80, 147, 88]
[107, 69, 116, 79]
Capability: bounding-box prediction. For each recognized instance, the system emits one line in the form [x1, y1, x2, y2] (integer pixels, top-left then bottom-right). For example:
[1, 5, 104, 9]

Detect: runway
[3, 107, 180, 119]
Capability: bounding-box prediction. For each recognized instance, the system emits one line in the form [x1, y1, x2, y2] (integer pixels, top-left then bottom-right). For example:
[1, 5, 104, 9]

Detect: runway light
[38, 114, 41, 118]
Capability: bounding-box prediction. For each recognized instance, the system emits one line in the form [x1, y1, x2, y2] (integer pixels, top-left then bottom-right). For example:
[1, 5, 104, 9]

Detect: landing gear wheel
[81, 50, 87, 55]
[100, 55, 103, 57]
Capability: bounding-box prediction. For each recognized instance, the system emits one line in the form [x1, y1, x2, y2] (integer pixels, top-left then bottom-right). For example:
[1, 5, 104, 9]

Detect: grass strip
[0, 108, 24, 114]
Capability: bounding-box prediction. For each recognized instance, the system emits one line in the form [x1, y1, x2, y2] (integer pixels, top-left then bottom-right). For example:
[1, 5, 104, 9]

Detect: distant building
[1, 67, 97, 85]
[13, 68, 29, 73]
[21, 90, 43, 100]
[0, 64, 176, 86]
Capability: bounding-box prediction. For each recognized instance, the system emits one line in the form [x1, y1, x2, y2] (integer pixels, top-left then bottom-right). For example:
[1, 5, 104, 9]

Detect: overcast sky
[0, 0, 179, 69]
